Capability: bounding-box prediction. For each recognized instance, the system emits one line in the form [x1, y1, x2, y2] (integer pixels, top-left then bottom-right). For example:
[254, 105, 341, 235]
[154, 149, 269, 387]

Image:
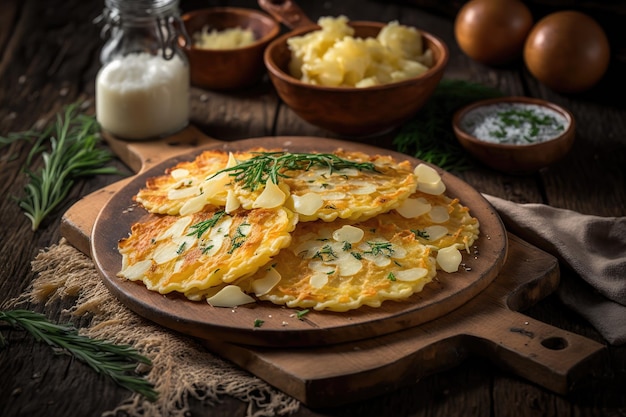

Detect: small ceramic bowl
[263, 22, 448, 137]
[180, 7, 280, 90]
[452, 96, 575, 174]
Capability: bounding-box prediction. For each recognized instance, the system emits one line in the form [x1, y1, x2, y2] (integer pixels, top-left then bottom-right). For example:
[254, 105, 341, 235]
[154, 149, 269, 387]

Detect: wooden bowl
[181, 8, 280, 90]
[263, 22, 448, 137]
[452, 97, 575, 174]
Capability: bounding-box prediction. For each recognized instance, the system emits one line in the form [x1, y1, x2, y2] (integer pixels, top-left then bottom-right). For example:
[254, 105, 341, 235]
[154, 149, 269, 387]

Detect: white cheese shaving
[429, 206, 450, 223]
[395, 197, 431, 218]
[292, 192, 324, 215]
[395, 267, 428, 282]
[332, 225, 364, 243]
[252, 268, 282, 296]
[437, 246, 462, 273]
[309, 273, 329, 288]
[253, 180, 287, 208]
[206, 285, 255, 307]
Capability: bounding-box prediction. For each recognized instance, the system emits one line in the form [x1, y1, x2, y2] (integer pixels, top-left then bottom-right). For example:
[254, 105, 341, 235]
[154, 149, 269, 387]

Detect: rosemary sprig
[2, 103, 119, 230]
[210, 151, 378, 190]
[393, 79, 503, 172]
[0, 309, 157, 401]
[187, 210, 226, 239]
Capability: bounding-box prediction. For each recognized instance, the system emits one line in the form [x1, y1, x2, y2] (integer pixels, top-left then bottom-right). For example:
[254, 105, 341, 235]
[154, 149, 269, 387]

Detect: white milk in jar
[96, 52, 190, 139]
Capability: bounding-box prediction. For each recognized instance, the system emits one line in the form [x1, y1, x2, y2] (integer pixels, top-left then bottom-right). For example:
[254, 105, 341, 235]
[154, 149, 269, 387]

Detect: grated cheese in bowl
[192, 25, 256, 50]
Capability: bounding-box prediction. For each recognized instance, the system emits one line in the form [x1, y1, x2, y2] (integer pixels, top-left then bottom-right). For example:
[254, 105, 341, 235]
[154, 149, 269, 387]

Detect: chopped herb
[488, 108, 564, 144]
[296, 309, 310, 320]
[188, 210, 225, 238]
[394, 260, 403, 267]
[228, 223, 250, 254]
[364, 241, 394, 257]
[208, 151, 378, 191]
[388, 272, 397, 281]
[201, 244, 214, 254]
[313, 244, 338, 261]
[253, 319, 264, 328]
[351, 252, 363, 260]
[176, 242, 187, 255]
[327, 270, 335, 275]
[411, 229, 430, 239]
[342, 241, 352, 251]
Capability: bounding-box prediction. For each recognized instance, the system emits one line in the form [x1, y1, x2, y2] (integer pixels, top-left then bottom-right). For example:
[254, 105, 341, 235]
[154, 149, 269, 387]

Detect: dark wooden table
[1, 0, 625, 416]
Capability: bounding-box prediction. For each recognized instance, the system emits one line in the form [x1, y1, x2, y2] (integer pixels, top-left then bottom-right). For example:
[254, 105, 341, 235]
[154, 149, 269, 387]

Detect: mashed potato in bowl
[287, 16, 434, 88]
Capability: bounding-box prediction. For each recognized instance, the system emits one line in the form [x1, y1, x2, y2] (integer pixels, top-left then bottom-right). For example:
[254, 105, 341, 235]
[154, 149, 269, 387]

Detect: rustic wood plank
[1, 0, 625, 416]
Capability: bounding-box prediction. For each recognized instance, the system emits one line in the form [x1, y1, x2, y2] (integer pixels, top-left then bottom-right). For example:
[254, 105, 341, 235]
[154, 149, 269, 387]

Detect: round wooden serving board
[90, 130, 507, 347]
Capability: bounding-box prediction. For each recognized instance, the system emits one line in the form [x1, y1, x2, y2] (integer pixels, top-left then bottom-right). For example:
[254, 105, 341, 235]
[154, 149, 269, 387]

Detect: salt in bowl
[452, 96, 575, 174]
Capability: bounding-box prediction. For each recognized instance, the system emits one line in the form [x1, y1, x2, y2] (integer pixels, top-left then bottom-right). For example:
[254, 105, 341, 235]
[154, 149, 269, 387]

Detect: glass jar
[96, 0, 191, 140]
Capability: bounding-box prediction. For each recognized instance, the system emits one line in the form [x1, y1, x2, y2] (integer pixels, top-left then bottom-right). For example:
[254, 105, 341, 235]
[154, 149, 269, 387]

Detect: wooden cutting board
[60, 126, 605, 406]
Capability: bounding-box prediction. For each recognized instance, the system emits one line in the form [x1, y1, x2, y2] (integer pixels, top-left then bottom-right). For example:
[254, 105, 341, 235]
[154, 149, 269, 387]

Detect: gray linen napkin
[483, 194, 626, 345]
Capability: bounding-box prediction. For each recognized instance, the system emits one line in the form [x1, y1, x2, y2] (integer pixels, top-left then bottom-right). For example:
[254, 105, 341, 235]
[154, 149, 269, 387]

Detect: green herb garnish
[393, 79, 503, 172]
[188, 210, 226, 238]
[411, 229, 430, 240]
[489, 108, 564, 144]
[351, 252, 363, 260]
[228, 223, 250, 254]
[2, 103, 119, 230]
[387, 272, 397, 281]
[209, 151, 378, 190]
[296, 309, 310, 320]
[364, 241, 394, 257]
[0, 310, 157, 401]
[313, 244, 338, 261]
[253, 319, 264, 328]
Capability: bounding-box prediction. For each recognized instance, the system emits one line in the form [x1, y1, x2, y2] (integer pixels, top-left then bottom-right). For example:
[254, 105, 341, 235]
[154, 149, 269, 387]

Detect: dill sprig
[0, 309, 157, 401]
[210, 151, 378, 190]
[393, 79, 503, 172]
[2, 103, 120, 231]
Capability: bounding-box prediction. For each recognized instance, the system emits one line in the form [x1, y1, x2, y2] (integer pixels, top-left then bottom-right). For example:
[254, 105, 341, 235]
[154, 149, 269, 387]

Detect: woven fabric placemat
[13, 238, 299, 417]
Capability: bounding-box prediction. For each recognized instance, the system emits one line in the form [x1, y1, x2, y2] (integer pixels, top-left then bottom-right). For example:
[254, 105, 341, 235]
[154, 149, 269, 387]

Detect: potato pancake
[134, 149, 417, 223]
[120, 149, 480, 312]
[233, 150, 418, 222]
[388, 190, 480, 253]
[134, 150, 230, 215]
[238, 216, 437, 311]
[237, 190, 479, 311]
[117, 206, 297, 299]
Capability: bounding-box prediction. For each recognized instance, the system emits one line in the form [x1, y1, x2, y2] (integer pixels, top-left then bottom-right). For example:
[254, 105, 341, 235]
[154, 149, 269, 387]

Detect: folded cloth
[483, 194, 626, 345]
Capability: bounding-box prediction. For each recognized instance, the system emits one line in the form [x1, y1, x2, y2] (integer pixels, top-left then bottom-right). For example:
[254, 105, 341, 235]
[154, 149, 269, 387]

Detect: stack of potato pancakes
[118, 149, 479, 312]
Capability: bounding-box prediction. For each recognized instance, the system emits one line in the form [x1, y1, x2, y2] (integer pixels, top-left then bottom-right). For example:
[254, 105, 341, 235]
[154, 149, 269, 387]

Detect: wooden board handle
[104, 125, 221, 174]
[61, 126, 222, 255]
[469, 308, 605, 394]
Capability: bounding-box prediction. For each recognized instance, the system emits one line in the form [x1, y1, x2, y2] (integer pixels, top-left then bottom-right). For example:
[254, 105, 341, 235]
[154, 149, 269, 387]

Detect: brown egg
[524, 11, 610, 93]
[454, 0, 533, 66]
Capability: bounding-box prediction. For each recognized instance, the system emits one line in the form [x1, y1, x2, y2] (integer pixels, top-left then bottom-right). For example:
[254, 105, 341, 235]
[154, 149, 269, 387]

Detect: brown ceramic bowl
[181, 7, 280, 90]
[263, 22, 448, 136]
[453, 96, 575, 174]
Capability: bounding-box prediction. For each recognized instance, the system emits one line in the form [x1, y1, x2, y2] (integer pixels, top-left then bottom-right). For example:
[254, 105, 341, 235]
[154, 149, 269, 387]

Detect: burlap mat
[15, 238, 299, 417]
